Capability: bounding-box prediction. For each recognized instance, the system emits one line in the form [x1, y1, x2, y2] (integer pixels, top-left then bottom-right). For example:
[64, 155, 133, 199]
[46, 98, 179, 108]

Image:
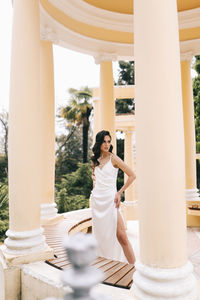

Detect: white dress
[91, 154, 127, 263]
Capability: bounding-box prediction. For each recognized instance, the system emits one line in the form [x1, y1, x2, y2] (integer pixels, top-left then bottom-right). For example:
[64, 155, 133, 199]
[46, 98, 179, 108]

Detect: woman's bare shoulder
[110, 153, 122, 167]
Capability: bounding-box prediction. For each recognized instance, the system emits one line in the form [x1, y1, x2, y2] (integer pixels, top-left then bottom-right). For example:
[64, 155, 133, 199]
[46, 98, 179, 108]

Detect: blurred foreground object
[44, 232, 111, 300]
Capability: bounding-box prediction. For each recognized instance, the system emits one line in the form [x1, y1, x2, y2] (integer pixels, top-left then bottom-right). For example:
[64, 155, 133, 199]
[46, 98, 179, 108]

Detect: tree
[193, 56, 200, 189]
[0, 111, 8, 159]
[60, 87, 93, 163]
[115, 61, 135, 114]
[55, 126, 83, 182]
[55, 163, 92, 213]
[193, 56, 200, 145]
[0, 180, 9, 242]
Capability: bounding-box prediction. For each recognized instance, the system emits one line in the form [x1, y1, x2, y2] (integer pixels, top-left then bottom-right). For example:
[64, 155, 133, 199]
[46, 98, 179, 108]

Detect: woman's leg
[116, 210, 136, 264]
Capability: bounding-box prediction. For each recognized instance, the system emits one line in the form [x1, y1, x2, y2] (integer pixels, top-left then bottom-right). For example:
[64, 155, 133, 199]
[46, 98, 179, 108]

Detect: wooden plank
[99, 261, 119, 272]
[103, 262, 126, 280]
[54, 260, 71, 268]
[128, 280, 133, 289]
[115, 266, 135, 287]
[53, 249, 67, 256]
[48, 257, 68, 264]
[105, 264, 133, 285]
[92, 258, 113, 268]
[91, 257, 106, 265]
[43, 218, 134, 289]
[61, 264, 72, 270]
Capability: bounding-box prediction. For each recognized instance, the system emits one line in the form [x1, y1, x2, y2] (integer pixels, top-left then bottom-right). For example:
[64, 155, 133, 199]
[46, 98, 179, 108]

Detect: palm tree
[60, 87, 93, 163]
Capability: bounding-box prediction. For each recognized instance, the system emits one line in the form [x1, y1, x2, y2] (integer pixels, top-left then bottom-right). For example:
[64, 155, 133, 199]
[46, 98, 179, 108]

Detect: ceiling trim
[46, 0, 200, 33]
[180, 38, 200, 60]
[40, 4, 200, 60]
[178, 7, 200, 30]
[48, 0, 133, 33]
[40, 4, 134, 60]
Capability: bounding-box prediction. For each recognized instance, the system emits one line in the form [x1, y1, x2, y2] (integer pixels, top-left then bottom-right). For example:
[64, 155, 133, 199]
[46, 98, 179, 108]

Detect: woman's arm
[112, 154, 136, 208]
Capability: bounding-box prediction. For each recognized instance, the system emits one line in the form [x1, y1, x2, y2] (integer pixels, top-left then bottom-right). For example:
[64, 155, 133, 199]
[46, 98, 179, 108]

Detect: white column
[40, 40, 59, 222]
[124, 129, 138, 220]
[99, 60, 116, 151]
[92, 97, 101, 144]
[2, 0, 52, 259]
[133, 0, 197, 299]
[181, 57, 200, 204]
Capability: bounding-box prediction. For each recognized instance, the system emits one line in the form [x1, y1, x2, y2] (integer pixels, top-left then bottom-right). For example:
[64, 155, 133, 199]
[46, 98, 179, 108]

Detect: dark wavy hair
[91, 130, 113, 167]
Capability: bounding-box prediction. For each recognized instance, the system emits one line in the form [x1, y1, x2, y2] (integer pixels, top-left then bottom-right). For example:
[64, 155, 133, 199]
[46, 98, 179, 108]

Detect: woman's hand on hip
[114, 192, 121, 208]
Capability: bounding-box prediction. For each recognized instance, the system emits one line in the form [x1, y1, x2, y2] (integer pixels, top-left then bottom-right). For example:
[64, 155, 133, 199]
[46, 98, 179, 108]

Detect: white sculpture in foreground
[44, 232, 111, 300]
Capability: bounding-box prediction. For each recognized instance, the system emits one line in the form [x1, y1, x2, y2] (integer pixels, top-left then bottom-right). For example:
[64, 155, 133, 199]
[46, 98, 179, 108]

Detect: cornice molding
[40, 3, 200, 60]
[179, 7, 200, 30]
[94, 53, 118, 64]
[40, 4, 134, 60]
[44, 1, 200, 34]
[180, 39, 200, 60]
[40, 26, 59, 44]
[48, 0, 133, 33]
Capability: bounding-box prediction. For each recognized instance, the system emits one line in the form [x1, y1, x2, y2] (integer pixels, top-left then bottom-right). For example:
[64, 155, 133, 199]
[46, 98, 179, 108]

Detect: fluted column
[132, 0, 197, 299]
[124, 129, 138, 220]
[100, 61, 116, 151]
[181, 58, 200, 226]
[2, 0, 52, 259]
[40, 40, 59, 223]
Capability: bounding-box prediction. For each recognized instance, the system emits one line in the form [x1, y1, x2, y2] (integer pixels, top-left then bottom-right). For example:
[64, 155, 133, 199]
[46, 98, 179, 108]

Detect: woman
[91, 130, 136, 264]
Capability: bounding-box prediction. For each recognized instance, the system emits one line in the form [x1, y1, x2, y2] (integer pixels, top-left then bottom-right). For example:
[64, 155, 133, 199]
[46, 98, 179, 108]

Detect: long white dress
[91, 154, 127, 263]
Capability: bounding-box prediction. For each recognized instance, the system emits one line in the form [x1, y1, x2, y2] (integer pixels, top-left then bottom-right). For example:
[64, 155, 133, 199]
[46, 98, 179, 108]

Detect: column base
[123, 200, 138, 220]
[1, 227, 54, 266]
[0, 243, 54, 267]
[41, 203, 58, 220]
[132, 260, 198, 300]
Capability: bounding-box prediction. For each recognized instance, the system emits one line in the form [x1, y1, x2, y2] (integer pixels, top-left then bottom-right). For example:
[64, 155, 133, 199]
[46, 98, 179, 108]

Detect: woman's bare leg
[116, 210, 136, 264]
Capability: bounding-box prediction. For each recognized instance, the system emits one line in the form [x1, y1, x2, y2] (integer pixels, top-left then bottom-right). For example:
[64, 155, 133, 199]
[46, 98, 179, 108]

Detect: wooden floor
[43, 218, 135, 289]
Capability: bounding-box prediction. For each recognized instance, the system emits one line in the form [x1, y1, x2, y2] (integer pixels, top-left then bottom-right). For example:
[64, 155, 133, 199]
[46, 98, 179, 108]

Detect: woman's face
[100, 135, 111, 153]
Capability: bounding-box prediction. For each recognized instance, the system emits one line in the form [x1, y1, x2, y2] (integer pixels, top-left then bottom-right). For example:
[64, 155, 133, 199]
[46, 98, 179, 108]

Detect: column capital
[94, 53, 118, 65]
[124, 129, 134, 134]
[92, 97, 100, 102]
[180, 51, 194, 61]
[40, 25, 59, 44]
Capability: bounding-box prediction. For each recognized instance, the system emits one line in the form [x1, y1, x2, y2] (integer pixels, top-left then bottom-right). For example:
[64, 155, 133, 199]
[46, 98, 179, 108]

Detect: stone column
[132, 0, 197, 299]
[124, 129, 138, 220]
[100, 61, 116, 151]
[1, 0, 52, 261]
[181, 57, 200, 226]
[40, 40, 60, 224]
[92, 97, 101, 144]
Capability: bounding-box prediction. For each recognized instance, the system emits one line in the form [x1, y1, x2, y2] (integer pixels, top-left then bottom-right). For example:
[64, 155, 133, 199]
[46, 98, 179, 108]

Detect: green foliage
[117, 61, 135, 85]
[193, 56, 200, 189]
[193, 56, 200, 143]
[0, 180, 9, 242]
[0, 155, 8, 183]
[115, 61, 135, 115]
[55, 163, 92, 213]
[59, 87, 93, 163]
[55, 126, 83, 182]
[196, 142, 200, 153]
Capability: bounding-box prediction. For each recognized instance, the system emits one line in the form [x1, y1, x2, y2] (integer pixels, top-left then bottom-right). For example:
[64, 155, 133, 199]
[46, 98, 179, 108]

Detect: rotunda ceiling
[40, 0, 200, 60]
[83, 0, 200, 13]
